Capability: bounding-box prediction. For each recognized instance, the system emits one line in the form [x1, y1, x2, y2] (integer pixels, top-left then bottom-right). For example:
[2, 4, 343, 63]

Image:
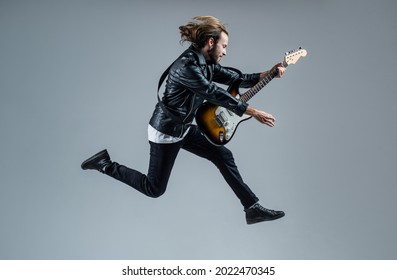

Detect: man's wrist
[245, 105, 257, 116]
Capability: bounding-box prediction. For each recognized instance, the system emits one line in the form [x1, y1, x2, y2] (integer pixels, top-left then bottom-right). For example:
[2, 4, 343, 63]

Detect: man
[81, 16, 286, 225]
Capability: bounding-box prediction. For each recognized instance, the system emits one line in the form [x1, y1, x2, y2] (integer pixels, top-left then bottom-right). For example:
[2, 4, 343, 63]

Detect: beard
[207, 46, 219, 64]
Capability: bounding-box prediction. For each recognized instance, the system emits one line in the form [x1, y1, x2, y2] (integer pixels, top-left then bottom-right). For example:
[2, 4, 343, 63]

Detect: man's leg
[83, 141, 182, 198]
[182, 126, 284, 224]
[181, 126, 258, 209]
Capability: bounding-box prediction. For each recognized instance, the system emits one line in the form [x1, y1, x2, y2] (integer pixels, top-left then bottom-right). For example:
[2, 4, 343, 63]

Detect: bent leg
[182, 126, 258, 208]
[105, 141, 181, 197]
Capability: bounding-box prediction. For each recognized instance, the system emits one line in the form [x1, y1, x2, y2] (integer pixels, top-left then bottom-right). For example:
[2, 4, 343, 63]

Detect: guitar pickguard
[214, 107, 251, 142]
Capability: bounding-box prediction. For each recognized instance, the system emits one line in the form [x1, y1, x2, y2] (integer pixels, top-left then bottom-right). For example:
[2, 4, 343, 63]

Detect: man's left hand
[273, 62, 286, 78]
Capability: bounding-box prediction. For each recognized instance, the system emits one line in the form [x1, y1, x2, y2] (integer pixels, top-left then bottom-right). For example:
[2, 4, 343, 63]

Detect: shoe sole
[81, 149, 108, 170]
[246, 212, 285, 225]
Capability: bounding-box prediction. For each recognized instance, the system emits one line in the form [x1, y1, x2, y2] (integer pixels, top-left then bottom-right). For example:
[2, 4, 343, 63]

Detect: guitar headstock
[284, 47, 307, 65]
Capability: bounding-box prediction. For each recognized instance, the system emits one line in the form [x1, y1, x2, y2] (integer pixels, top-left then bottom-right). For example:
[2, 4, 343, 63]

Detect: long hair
[179, 16, 228, 48]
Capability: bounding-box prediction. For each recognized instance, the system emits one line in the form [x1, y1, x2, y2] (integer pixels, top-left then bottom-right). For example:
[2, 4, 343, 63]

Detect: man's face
[207, 31, 228, 64]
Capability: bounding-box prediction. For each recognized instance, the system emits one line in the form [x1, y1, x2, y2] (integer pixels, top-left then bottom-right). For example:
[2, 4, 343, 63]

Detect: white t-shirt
[147, 124, 190, 144]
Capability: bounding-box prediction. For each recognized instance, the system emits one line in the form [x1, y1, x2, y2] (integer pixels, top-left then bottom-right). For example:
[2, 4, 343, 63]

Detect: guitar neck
[240, 61, 288, 103]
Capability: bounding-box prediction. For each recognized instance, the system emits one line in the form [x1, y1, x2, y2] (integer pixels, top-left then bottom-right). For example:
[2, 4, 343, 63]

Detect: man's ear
[208, 37, 214, 49]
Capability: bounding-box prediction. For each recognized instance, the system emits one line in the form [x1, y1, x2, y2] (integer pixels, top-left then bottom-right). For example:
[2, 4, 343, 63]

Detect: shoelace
[253, 204, 276, 214]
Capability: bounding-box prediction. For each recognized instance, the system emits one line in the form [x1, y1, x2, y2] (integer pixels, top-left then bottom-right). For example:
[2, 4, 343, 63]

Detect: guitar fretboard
[240, 61, 288, 102]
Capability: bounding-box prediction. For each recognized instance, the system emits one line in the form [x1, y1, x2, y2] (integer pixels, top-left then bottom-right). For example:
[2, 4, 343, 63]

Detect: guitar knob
[219, 131, 224, 142]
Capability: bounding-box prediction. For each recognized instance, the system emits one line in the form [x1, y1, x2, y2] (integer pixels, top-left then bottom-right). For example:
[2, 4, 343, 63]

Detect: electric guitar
[195, 47, 307, 145]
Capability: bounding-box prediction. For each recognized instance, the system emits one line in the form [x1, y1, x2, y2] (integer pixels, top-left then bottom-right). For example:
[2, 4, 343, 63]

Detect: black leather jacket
[149, 45, 260, 137]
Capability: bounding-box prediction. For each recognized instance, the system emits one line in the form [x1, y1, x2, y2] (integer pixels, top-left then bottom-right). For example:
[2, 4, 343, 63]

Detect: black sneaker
[81, 149, 111, 173]
[245, 203, 285, 224]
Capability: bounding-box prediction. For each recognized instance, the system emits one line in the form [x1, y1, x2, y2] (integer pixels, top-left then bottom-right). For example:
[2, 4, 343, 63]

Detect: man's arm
[247, 63, 286, 127]
[260, 62, 286, 80]
[176, 57, 248, 116]
[245, 106, 276, 127]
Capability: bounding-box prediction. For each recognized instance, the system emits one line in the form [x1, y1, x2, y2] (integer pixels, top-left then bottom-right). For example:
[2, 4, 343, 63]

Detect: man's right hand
[245, 106, 276, 127]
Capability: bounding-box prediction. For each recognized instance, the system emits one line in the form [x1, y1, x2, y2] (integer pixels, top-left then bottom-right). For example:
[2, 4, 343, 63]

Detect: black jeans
[105, 125, 259, 209]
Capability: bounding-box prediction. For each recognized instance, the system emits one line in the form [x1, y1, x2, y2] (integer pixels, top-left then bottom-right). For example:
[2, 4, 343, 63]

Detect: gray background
[1, 0, 396, 259]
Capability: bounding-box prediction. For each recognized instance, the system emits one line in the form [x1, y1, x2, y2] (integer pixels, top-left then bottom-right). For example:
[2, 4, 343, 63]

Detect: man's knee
[219, 148, 235, 163]
[147, 184, 166, 198]
[148, 190, 165, 198]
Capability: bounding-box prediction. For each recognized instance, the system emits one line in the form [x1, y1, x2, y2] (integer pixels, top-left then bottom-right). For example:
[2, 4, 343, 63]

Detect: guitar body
[196, 79, 251, 145]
